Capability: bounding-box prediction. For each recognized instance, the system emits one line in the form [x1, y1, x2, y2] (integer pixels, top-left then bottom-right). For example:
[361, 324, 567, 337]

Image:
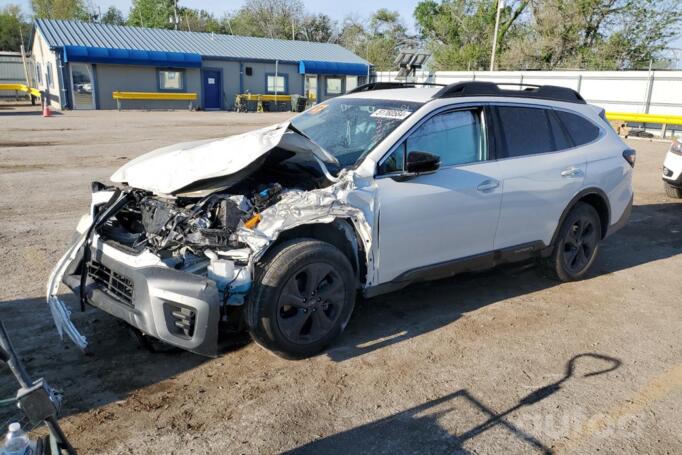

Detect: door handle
[477, 179, 500, 192]
[561, 167, 584, 178]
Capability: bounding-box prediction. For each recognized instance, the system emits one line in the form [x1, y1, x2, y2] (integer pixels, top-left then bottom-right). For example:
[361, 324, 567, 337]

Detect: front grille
[87, 261, 134, 307]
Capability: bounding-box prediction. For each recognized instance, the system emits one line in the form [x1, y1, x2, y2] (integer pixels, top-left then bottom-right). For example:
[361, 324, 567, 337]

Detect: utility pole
[489, 0, 504, 71]
[171, 0, 179, 30]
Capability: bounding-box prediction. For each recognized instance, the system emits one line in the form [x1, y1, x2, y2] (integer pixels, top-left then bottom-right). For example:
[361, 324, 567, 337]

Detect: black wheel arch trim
[263, 218, 366, 288]
[550, 187, 611, 246]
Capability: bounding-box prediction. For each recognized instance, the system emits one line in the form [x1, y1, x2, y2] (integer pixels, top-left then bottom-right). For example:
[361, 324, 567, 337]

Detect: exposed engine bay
[99, 183, 283, 259]
[46, 122, 375, 356]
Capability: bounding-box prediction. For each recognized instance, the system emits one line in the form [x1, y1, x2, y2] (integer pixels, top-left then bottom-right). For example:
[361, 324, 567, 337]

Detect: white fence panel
[373, 70, 682, 116]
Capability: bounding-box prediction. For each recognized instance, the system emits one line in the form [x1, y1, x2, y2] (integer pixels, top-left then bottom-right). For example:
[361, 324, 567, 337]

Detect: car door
[490, 104, 588, 250]
[374, 106, 504, 284]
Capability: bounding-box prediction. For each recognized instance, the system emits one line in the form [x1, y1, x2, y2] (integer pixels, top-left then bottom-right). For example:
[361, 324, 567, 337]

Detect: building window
[245, 66, 253, 76]
[346, 76, 358, 92]
[266, 73, 287, 94]
[35, 63, 42, 85]
[158, 69, 184, 91]
[46, 62, 53, 88]
[325, 77, 343, 95]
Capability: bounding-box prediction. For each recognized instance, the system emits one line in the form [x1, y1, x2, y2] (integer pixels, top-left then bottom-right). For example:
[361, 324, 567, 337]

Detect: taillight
[622, 148, 636, 168]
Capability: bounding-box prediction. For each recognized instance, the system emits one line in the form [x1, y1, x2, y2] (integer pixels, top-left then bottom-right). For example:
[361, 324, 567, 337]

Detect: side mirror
[406, 151, 440, 174]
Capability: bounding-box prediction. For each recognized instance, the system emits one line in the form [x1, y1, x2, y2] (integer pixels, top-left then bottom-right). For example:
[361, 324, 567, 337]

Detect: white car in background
[662, 140, 682, 198]
[47, 81, 634, 359]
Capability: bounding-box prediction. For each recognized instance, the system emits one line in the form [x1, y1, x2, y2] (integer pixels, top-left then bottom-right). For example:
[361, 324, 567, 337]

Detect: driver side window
[407, 109, 486, 167]
[378, 108, 486, 175]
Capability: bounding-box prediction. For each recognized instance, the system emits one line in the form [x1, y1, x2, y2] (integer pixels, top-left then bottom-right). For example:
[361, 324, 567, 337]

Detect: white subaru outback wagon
[48, 81, 635, 358]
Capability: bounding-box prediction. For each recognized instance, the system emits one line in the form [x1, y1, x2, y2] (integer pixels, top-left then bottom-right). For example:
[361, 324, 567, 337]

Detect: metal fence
[374, 70, 682, 117]
[0, 52, 28, 99]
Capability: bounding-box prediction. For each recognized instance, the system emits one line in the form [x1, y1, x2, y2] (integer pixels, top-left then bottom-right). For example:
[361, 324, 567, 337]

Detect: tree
[339, 15, 367, 54]
[366, 9, 407, 69]
[339, 10, 407, 70]
[298, 13, 337, 42]
[604, 0, 682, 69]
[414, 0, 528, 71]
[226, 0, 305, 39]
[31, 0, 90, 20]
[0, 4, 30, 51]
[416, 0, 682, 71]
[179, 8, 222, 33]
[101, 6, 125, 25]
[127, 0, 175, 29]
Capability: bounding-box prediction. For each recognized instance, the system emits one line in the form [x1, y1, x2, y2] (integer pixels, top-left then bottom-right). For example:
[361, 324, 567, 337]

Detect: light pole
[489, 0, 504, 71]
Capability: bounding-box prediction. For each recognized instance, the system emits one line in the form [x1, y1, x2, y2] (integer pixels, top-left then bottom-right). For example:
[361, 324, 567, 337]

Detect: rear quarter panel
[583, 132, 633, 229]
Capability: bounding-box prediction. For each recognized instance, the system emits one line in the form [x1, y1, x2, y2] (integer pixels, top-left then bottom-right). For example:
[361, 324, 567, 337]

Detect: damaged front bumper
[51, 232, 222, 357]
[45, 188, 226, 357]
[46, 169, 374, 357]
[61, 237, 222, 357]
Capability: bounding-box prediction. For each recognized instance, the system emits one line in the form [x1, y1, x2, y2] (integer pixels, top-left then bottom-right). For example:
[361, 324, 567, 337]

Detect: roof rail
[432, 81, 586, 104]
[348, 81, 445, 94]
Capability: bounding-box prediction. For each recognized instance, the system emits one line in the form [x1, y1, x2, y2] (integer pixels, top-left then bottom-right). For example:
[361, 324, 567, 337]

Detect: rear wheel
[549, 202, 601, 282]
[664, 182, 682, 199]
[245, 239, 356, 359]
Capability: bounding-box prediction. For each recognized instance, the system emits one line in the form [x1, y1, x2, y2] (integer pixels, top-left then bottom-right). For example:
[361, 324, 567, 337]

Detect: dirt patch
[0, 109, 680, 454]
[0, 163, 50, 172]
[0, 140, 56, 147]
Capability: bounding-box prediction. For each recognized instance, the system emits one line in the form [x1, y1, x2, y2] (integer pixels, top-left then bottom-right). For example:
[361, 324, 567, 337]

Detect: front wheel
[549, 202, 602, 282]
[245, 239, 356, 359]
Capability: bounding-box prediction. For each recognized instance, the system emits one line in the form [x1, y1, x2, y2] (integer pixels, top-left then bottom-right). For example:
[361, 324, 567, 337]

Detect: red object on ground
[42, 102, 51, 117]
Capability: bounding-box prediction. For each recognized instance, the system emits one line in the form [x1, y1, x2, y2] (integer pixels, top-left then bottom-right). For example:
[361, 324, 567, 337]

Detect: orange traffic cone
[42, 101, 51, 117]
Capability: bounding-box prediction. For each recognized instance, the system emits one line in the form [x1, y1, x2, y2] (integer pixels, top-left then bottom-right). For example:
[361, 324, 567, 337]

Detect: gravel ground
[0, 104, 680, 454]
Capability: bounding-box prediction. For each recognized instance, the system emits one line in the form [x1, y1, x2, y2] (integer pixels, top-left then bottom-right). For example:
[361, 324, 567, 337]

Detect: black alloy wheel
[550, 202, 602, 282]
[276, 263, 346, 344]
[562, 217, 598, 274]
[245, 238, 356, 359]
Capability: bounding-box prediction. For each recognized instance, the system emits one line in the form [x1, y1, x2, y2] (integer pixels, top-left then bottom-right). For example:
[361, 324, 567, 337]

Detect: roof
[34, 19, 369, 65]
[341, 86, 600, 116]
[344, 87, 442, 103]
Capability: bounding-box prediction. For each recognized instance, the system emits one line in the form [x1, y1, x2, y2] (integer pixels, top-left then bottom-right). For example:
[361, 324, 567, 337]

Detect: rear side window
[495, 106, 563, 158]
[555, 110, 601, 146]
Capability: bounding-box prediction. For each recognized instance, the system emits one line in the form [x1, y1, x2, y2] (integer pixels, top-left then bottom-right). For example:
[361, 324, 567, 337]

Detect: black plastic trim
[349, 81, 446, 94]
[363, 240, 548, 298]
[605, 195, 632, 238]
[432, 82, 586, 104]
[550, 188, 612, 245]
[662, 174, 682, 187]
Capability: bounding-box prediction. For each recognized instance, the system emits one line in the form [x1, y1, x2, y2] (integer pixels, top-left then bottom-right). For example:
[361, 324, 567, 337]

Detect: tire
[549, 202, 602, 282]
[664, 182, 682, 199]
[245, 238, 356, 359]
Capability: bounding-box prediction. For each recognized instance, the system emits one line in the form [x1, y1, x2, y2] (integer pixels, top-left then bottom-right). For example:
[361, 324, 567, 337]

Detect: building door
[304, 74, 317, 103]
[70, 63, 95, 110]
[202, 70, 221, 110]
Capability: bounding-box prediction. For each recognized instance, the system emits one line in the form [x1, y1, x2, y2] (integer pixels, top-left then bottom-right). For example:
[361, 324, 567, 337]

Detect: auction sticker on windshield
[370, 108, 412, 120]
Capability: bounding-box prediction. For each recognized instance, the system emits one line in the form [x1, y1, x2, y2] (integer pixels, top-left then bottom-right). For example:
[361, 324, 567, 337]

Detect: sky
[3, 0, 681, 66]
[4, 0, 419, 31]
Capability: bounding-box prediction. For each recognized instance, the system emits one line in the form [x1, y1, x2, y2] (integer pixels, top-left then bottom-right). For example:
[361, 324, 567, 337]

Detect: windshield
[290, 98, 422, 168]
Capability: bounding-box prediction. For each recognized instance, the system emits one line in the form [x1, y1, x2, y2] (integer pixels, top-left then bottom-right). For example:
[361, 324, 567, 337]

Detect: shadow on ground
[326, 202, 682, 362]
[285, 353, 622, 454]
[0, 294, 247, 424]
[0, 202, 679, 423]
[0, 105, 60, 116]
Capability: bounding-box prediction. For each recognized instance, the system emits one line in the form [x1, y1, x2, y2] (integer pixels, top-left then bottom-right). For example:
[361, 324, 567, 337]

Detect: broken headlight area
[84, 184, 277, 299]
[96, 183, 284, 261]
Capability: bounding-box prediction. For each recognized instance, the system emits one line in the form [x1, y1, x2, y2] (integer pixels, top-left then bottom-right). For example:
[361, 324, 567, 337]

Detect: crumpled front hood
[110, 122, 336, 195]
